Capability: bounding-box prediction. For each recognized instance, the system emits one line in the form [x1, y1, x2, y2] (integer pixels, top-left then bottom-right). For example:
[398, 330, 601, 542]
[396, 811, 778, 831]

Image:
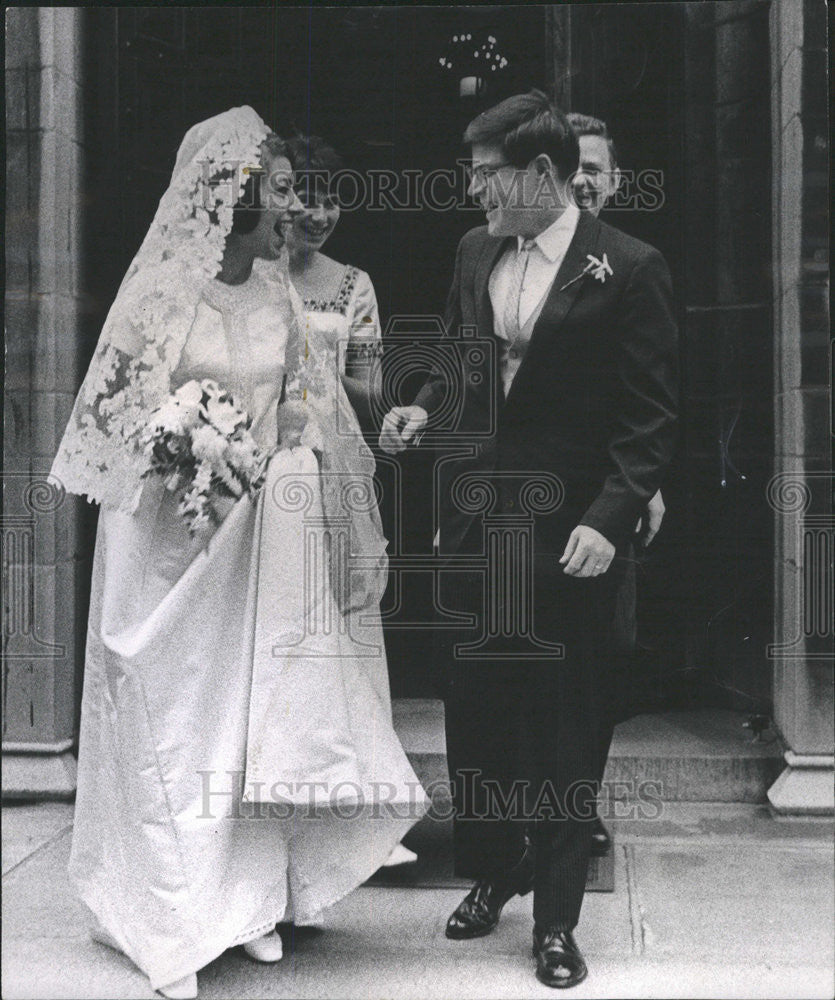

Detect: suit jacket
[414, 210, 679, 559]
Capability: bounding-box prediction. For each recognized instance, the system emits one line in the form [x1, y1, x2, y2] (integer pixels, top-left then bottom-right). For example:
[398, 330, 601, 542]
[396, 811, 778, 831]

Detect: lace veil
[51, 106, 272, 511]
[52, 105, 388, 612]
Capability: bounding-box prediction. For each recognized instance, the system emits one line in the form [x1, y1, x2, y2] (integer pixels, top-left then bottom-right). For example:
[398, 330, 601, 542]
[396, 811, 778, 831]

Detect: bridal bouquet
[142, 379, 268, 534]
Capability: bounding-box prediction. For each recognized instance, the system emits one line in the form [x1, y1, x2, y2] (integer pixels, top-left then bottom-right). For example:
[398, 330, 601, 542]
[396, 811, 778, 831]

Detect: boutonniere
[559, 253, 613, 292]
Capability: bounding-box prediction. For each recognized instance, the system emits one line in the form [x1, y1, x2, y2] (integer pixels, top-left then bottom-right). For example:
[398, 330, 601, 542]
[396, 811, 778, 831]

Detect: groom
[380, 90, 678, 987]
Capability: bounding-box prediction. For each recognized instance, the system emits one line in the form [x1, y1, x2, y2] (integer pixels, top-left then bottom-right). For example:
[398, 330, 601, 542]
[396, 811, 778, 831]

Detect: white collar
[516, 204, 580, 262]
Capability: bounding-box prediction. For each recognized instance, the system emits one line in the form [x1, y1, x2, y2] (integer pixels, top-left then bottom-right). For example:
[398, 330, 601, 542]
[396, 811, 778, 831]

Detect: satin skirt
[71, 447, 426, 989]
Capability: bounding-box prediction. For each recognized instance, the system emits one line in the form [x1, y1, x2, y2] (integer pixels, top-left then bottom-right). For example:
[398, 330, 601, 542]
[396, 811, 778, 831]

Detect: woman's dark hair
[231, 132, 289, 235]
[283, 133, 343, 176]
[283, 134, 343, 205]
[463, 89, 579, 181]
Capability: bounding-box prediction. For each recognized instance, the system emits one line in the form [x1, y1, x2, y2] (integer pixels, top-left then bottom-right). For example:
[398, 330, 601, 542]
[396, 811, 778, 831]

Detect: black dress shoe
[445, 854, 534, 940]
[532, 926, 588, 989]
[590, 815, 611, 856]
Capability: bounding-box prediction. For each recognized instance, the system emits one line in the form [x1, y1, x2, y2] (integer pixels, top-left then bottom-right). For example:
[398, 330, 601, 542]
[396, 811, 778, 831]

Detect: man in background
[568, 111, 667, 855]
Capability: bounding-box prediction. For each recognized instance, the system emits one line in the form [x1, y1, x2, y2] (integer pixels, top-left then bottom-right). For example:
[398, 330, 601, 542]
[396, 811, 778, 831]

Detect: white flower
[190, 423, 228, 463]
[173, 379, 205, 424]
[227, 437, 260, 472]
[193, 461, 213, 492]
[151, 398, 188, 435]
[586, 252, 613, 282]
[559, 252, 614, 292]
[196, 378, 221, 397]
[215, 464, 244, 498]
[205, 395, 245, 435]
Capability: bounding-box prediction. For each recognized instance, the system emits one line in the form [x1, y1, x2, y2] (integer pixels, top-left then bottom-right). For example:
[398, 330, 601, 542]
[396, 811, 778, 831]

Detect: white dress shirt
[489, 204, 580, 396]
[433, 206, 581, 548]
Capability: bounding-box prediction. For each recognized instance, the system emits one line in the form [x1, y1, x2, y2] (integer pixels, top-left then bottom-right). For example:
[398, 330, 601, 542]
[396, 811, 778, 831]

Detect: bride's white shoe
[157, 973, 197, 999]
[242, 929, 284, 963]
[381, 842, 418, 867]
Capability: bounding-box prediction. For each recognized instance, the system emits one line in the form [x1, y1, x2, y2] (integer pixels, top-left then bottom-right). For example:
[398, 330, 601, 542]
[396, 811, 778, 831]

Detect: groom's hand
[379, 406, 428, 454]
[560, 525, 616, 577]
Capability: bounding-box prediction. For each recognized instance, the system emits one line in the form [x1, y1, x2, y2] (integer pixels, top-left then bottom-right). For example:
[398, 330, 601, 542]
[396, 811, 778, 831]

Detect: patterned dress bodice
[301, 264, 382, 375]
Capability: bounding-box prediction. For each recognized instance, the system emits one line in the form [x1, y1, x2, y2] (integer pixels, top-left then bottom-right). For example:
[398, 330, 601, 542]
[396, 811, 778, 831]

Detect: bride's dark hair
[231, 132, 289, 235]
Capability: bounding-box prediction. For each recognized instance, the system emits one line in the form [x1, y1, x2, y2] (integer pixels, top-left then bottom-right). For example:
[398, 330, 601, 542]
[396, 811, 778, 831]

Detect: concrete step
[392, 699, 785, 805]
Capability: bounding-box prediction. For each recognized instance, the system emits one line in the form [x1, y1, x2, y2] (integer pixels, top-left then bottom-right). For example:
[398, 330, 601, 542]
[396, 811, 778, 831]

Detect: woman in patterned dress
[284, 134, 418, 869]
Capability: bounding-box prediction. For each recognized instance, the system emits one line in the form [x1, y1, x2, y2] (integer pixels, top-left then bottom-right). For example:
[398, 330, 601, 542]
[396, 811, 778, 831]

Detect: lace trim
[303, 265, 359, 316]
[51, 107, 271, 512]
[343, 339, 383, 366]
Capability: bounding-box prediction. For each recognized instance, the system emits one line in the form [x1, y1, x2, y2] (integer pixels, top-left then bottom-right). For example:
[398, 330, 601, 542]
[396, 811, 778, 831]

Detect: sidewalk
[2, 800, 833, 999]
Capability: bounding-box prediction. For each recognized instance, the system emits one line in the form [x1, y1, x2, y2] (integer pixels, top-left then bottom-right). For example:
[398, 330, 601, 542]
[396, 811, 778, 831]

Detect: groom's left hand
[560, 525, 615, 577]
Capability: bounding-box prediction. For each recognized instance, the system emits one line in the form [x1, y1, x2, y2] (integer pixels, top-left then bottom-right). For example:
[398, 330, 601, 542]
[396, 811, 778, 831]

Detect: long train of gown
[70, 285, 426, 990]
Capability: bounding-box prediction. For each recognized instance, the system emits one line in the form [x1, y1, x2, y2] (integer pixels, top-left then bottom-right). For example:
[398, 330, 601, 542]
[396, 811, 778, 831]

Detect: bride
[51, 106, 427, 999]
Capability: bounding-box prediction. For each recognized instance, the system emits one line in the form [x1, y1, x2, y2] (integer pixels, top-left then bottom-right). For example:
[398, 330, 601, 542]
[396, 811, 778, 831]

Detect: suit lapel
[473, 233, 513, 411]
[474, 233, 512, 339]
[503, 211, 602, 409]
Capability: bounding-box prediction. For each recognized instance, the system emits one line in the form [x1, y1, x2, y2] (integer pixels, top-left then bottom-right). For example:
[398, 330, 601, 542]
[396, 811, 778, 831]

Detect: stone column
[3, 8, 86, 797]
[544, 5, 572, 109]
[683, 0, 774, 706]
[767, 0, 833, 815]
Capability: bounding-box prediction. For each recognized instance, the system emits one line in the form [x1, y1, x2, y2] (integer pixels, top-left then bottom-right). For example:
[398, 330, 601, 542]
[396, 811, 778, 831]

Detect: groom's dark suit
[414, 209, 678, 930]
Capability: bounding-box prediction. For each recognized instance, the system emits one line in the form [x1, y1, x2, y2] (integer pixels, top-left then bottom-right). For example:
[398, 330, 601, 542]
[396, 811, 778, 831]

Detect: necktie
[502, 238, 537, 341]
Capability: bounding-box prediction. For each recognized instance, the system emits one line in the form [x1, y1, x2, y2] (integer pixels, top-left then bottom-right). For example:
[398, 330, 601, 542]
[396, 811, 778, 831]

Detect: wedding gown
[70, 262, 426, 990]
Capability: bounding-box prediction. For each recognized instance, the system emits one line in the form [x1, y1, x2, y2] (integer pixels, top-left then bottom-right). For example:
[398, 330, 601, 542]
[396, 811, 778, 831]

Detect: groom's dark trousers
[440, 543, 625, 928]
[416, 209, 678, 931]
